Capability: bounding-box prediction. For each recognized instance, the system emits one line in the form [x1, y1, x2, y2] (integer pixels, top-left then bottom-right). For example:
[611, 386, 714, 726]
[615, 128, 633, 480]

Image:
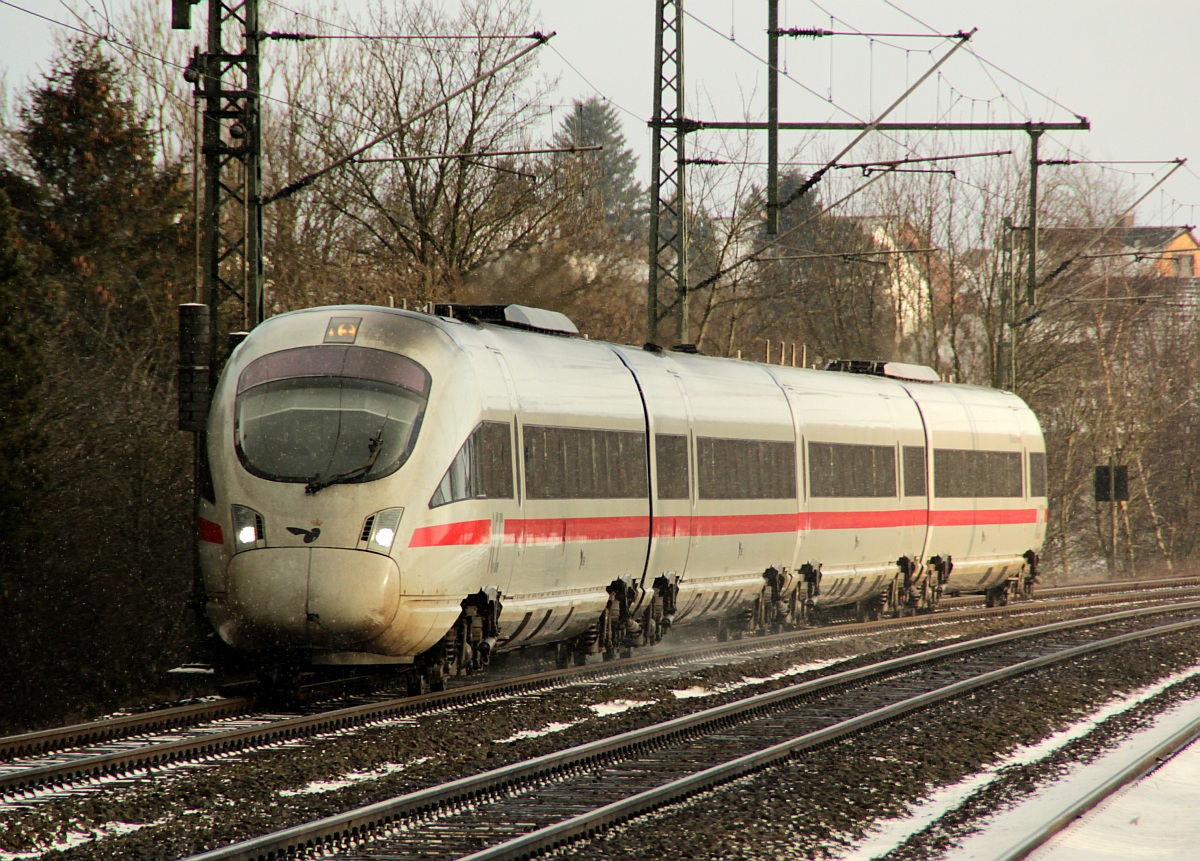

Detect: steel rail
[0, 696, 255, 760]
[987, 715, 1200, 861]
[3, 575, 1194, 761]
[5, 587, 1199, 799]
[458, 617, 1200, 861]
[174, 603, 1200, 861]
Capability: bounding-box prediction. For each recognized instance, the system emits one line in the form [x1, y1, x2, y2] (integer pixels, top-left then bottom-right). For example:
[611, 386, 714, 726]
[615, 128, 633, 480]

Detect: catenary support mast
[176, 0, 265, 351]
[646, 4, 1090, 345]
[648, 0, 688, 345]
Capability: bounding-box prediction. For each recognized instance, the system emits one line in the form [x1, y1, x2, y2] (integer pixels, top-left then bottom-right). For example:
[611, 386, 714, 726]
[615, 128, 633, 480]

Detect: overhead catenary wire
[774, 27, 969, 39]
[777, 28, 976, 210]
[683, 5, 929, 162]
[760, 246, 937, 262]
[1036, 159, 1188, 291]
[0, 0, 382, 139]
[264, 32, 556, 204]
[355, 144, 603, 164]
[691, 164, 898, 293]
[258, 30, 535, 42]
[880, 0, 1086, 121]
[543, 43, 645, 127]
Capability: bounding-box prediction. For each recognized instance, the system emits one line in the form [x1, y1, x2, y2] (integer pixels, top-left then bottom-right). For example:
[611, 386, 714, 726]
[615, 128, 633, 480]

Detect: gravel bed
[0, 609, 1184, 861]
[551, 629, 1200, 861]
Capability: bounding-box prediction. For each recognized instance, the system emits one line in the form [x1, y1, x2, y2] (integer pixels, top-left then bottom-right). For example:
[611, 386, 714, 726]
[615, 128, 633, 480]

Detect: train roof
[257, 303, 1023, 403]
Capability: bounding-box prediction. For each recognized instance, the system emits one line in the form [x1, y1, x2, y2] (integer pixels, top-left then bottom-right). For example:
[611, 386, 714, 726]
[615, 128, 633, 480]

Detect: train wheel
[406, 671, 424, 697]
[257, 662, 302, 701]
[427, 662, 446, 693]
[555, 642, 571, 670]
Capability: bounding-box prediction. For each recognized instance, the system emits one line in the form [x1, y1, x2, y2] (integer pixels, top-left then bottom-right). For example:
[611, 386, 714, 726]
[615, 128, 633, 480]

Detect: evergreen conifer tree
[20, 38, 189, 353]
[552, 97, 645, 239]
[0, 184, 43, 561]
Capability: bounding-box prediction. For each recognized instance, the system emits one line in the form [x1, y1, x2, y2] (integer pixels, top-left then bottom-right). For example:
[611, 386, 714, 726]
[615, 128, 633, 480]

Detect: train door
[482, 347, 522, 596]
[660, 370, 697, 580]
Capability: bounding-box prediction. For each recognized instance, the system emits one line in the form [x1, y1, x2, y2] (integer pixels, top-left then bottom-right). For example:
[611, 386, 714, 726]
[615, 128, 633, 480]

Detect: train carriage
[196, 303, 1046, 688]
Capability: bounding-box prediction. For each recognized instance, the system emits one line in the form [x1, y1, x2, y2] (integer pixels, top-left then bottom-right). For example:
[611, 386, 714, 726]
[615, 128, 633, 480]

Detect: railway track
[989, 715, 1200, 861]
[175, 602, 1200, 861]
[2, 580, 1198, 805]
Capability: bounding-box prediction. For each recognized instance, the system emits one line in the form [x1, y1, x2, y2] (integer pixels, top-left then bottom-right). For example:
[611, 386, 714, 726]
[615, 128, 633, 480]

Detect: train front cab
[200, 309, 475, 671]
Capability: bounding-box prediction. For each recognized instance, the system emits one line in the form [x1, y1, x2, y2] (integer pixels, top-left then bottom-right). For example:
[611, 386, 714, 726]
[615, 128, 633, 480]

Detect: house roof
[1115, 226, 1193, 250]
[1042, 224, 1199, 257]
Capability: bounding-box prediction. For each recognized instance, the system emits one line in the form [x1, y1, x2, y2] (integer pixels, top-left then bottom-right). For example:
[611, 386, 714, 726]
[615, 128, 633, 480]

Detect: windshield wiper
[305, 418, 388, 495]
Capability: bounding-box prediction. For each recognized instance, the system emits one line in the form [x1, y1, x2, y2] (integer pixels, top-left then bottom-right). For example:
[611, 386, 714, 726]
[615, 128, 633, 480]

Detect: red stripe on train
[805, 509, 929, 530]
[408, 507, 1043, 547]
[198, 518, 225, 545]
[507, 516, 649, 543]
[928, 508, 1040, 526]
[409, 519, 492, 547]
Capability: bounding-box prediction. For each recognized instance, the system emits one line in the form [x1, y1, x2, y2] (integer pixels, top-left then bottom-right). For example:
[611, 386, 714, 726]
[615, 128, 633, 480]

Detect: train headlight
[362, 507, 404, 554]
[231, 504, 265, 552]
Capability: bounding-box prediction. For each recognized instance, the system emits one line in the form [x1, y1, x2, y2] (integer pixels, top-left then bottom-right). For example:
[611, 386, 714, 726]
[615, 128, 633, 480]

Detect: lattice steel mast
[647, 0, 688, 345]
[176, 0, 264, 347]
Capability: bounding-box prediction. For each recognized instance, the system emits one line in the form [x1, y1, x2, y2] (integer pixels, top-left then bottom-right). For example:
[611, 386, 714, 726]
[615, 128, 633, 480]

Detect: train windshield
[235, 346, 430, 487]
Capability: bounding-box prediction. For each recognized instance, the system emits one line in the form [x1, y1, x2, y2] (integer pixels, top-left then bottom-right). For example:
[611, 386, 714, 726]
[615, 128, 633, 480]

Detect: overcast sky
[3, 1, 1198, 224]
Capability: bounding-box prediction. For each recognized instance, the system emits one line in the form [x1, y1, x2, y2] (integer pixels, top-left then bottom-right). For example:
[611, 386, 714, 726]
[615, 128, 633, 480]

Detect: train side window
[429, 421, 514, 508]
[808, 441, 896, 498]
[697, 438, 796, 500]
[1029, 451, 1047, 498]
[524, 426, 648, 499]
[655, 434, 690, 500]
[934, 449, 1023, 498]
[903, 445, 927, 497]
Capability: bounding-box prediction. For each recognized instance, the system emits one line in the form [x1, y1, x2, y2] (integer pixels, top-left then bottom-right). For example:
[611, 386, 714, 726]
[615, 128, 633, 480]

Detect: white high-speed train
[196, 304, 1047, 690]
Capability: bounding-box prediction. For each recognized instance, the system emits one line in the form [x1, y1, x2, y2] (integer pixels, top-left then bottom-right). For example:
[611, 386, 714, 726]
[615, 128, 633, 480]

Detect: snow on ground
[587, 699, 655, 717]
[994, 702, 1200, 861]
[1020, 732, 1200, 859]
[277, 757, 431, 796]
[669, 656, 846, 700]
[494, 721, 583, 744]
[494, 698, 657, 743]
[829, 664, 1200, 861]
[0, 818, 163, 860]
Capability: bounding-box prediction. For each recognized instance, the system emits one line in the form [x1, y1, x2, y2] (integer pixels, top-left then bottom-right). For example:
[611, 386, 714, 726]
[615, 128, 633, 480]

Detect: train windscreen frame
[234, 345, 430, 486]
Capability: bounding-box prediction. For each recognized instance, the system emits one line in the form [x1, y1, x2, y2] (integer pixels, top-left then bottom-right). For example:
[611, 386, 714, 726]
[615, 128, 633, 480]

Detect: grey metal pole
[1027, 128, 1042, 306]
[766, 0, 779, 235]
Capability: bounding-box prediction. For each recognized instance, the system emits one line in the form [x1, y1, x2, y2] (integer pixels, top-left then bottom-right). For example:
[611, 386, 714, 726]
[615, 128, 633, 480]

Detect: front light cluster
[232, 504, 265, 552]
[363, 507, 404, 555]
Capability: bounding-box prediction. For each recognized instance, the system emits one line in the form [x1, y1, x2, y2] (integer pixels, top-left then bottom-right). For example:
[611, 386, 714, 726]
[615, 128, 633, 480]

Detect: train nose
[222, 548, 401, 650]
